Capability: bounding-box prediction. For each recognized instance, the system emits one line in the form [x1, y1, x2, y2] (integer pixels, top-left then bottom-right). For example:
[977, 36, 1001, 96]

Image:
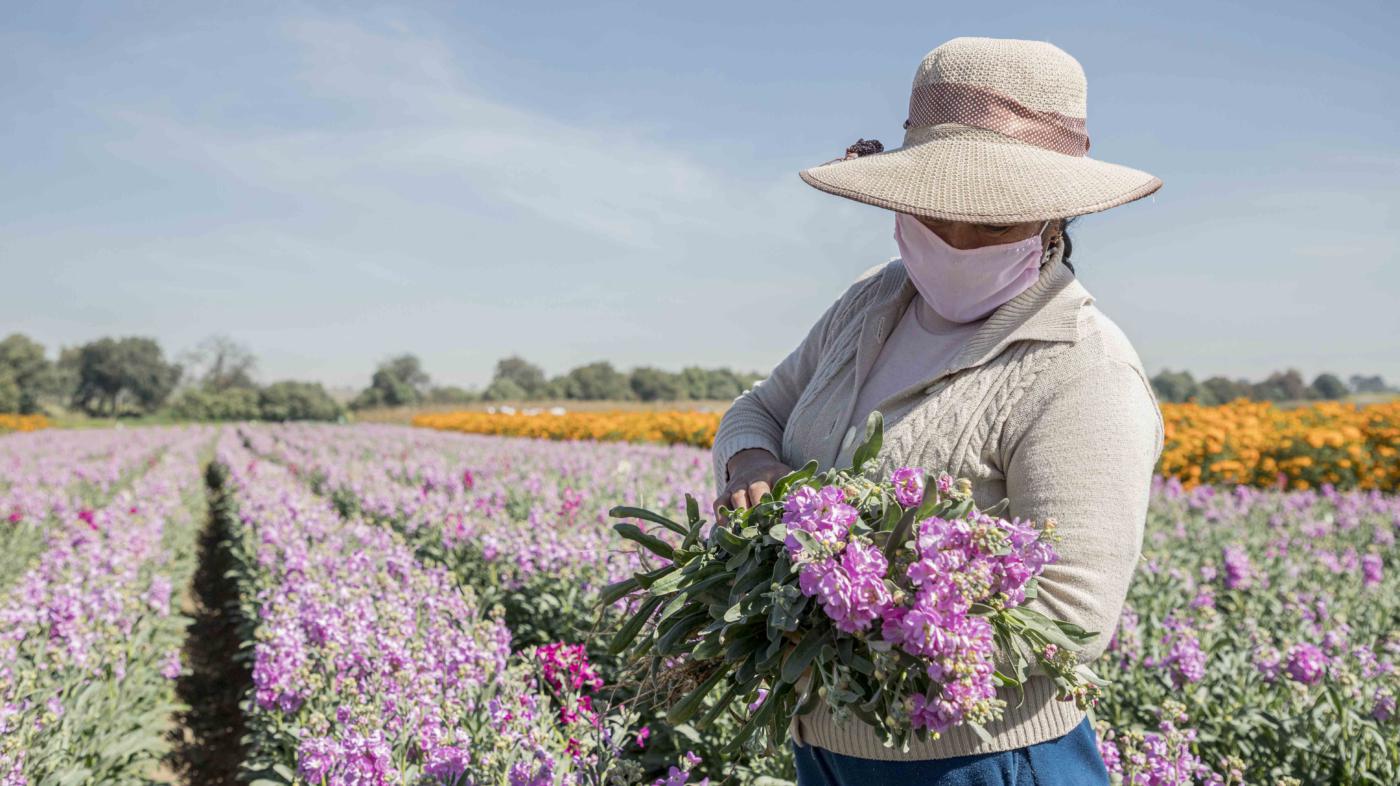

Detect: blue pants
[793, 716, 1109, 786]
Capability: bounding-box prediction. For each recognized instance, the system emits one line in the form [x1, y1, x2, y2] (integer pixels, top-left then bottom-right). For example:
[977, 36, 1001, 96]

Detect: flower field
[1, 423, 1396, 785]
[414, 399, 1400, 492]
[2, 426, 211, 784]
[413, 410, 720, 450]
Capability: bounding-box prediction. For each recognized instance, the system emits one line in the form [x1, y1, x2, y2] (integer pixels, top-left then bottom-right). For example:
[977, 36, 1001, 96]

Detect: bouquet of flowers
[601, 411, 1106, 754]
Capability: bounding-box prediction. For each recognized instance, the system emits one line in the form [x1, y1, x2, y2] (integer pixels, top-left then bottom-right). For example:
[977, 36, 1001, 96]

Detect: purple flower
[889, 467, 925, 507]
[1362, 553, 1383, 587]
[1149, 630, 1206, 688]
[1285, 642, 1327, 685]
[1372, 688, 1395, 722]
[1221, 544, 1253, 590]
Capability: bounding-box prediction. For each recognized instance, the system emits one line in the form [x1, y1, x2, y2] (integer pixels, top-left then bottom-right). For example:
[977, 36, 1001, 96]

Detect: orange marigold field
[0, 414, 49, 433]
[1160, 399, 1400, 491]
[414, 400, 1400, 491]
[413, 409, 721, 449]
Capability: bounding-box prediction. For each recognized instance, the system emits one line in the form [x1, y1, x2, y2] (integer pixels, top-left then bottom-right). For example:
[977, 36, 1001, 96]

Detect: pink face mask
[894, 212, 1049, 323]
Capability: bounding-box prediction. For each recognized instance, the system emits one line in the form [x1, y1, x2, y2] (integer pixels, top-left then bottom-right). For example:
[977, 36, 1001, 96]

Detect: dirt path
[160, 469, 251, 786]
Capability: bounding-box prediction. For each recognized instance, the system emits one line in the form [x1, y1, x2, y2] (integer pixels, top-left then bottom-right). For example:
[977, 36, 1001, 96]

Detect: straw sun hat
[799, 37, 1161, 223]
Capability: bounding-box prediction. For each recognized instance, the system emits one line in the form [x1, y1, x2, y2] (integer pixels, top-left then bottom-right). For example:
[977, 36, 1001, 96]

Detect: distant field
[351, 398, 735, 424]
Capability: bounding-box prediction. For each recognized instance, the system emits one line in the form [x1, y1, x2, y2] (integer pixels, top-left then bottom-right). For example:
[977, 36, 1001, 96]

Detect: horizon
[4, 1, 1397, 390]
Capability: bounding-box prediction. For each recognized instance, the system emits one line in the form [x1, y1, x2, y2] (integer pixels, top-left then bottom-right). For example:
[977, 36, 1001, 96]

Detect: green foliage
[1251, 369, 1310, 402]
[258, 381, 343, 422]
[482, 376, 527, 402]
[1201, 375, 1253, 405]
[169, 387, 262, 421]
[0, 333, 53, 414]
[1152, 368, 1208, 404]
[425, 385, 479, 405]
[0, 369, 20, 414]
[1310, 373, 1350, 400]
[561, 361, 634, 401]
[69, 336, 181, 416]
[630, 366, 688, 402]
[1155, 368, 1366, 404]
[182, 335, 258, 393]
[351, 353, 431, 410]
[492, 355, 549, 399]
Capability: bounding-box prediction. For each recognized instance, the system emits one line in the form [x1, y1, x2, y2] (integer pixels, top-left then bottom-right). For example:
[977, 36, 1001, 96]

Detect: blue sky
[3, 1, 1397, 391]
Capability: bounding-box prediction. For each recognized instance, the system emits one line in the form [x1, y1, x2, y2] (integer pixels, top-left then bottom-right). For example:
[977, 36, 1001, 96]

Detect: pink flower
[889, 467, 925, 507]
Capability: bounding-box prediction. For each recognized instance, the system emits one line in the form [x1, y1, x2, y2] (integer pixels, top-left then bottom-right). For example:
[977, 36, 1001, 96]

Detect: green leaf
[598, 577, 640, 606]
[610, 505, 687, 536]
[613, 522, 675, 560]
[685, 493, 701, 525]
[692, 631, 724, 661]
[649, 568, 691, 595]
[781, 627, 828, 684]
[772, 459, 819, 498]
[607, 595, 663, 654]
[850, 410, 884, 472]
[657, 610, 709, 654]
[667, 665, 731, 724]
[1051, 619, 1099, 646]
[635, 563, 679, 588]
[722, 683, 789, 755]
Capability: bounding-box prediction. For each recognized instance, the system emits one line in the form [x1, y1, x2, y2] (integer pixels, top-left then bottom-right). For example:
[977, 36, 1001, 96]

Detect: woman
[710, 37, 1165, 785]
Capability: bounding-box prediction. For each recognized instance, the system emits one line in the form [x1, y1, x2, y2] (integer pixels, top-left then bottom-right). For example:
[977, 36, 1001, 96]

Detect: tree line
[4, 332, 1389, 422]
[1149, 368, 1395, 405]
[348, 354, 765, 410]
[0, 333, 343, 421]
[0, 333, 766, 421]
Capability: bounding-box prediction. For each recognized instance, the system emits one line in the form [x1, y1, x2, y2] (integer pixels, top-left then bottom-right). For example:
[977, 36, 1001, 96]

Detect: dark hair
[1058, 217, 1078, 274]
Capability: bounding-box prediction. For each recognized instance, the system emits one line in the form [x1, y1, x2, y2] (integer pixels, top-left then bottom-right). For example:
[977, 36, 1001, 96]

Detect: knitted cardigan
[710, 240, 1164, 760]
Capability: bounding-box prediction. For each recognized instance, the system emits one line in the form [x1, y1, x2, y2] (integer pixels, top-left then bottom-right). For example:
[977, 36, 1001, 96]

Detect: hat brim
[799, 134, 1161, 223]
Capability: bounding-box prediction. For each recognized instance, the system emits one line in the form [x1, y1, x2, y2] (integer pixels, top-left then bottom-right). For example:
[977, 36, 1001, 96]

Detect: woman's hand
[714, 448, 793, 525]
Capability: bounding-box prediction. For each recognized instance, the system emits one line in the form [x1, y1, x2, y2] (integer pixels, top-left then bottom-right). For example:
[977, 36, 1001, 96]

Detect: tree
[169, 387, 261, 421]
[70, 337, 181, 416]
[426, 385, 479, 405]
[0, 334, 52, 414]
[0, 371, 20, 413]
[1309, 373, 1349, 401]
[704, 368, 758, 400]
[630, 366, 687, 402]
[1350, 375, 1393, 394]
[1251, 369, 1309, 402]
[482, 377, 526, 402]
[1201, 376, 1251, 405]
[492, 356, 547, 399]
[1150, 369, 1202, 404]
[678, 366, 713, 400]
[181, 335, 258, 392]
[561, 361, 632, 400]
[258, 381, 342, 421]
[351, 354, 431, 410]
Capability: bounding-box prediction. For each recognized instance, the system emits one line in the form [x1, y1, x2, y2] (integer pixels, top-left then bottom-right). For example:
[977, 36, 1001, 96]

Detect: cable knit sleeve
[711, 263, 886, 500]
[1000, 353, 1164, 666]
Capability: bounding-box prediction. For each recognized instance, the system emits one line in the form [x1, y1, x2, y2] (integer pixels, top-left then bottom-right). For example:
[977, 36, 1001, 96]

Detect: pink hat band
[904, 81, 1091, 157]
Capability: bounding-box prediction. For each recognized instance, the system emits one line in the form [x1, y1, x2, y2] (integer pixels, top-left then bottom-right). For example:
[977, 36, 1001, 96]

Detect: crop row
[235, 423, 790, 783]
[209, 428, 692, 785]
[1, 427, 212, 785]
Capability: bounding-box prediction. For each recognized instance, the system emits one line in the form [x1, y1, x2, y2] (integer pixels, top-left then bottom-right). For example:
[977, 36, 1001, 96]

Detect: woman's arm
[1001, 354, 1164, 666]
[710, 262, 886, 500]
